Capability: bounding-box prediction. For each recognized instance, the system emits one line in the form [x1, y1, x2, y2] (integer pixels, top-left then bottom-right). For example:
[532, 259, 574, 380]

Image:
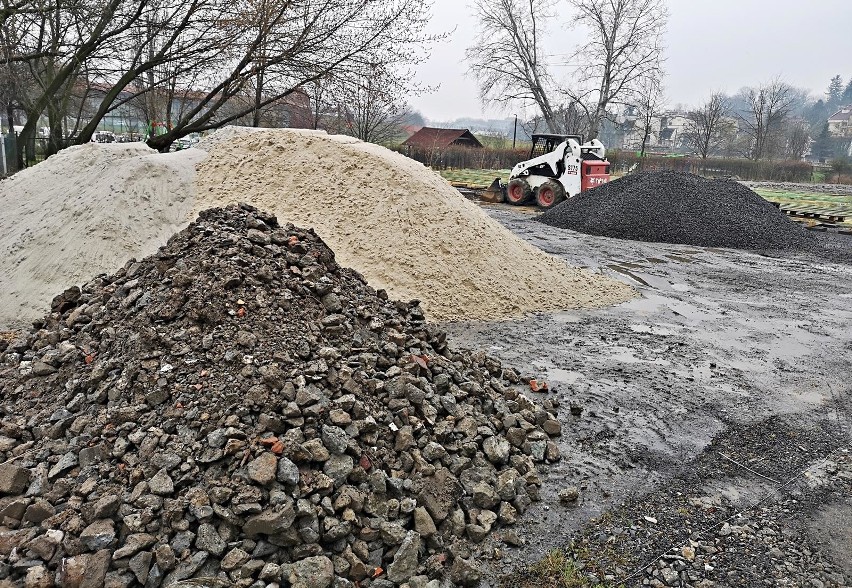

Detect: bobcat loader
[506, 134, 611, 209]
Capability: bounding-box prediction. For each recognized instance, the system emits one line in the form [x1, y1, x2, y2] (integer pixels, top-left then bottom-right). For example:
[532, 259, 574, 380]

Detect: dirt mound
[195, 128, 634, 321]
[0, 142, 206, 329]
[537, 171, 814, 250]
[0, 205, 563, 587]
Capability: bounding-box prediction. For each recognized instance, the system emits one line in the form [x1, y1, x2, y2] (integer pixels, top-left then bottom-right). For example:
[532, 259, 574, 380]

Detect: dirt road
[445, 206, 852, 586]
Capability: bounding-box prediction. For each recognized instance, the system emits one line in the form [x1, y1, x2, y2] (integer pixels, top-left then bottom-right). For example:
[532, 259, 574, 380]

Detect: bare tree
[635, 74, 663, 159]
[466, 0, 561, 132]
[736, 79, 796, 160]
[3, 0, 442, 158]
[6, 0, 149, 163]
[684, 92, 732, 159]
[565, 0, 667, 139]
[337, 63, 413, 144]
[784, 118, 809, 160]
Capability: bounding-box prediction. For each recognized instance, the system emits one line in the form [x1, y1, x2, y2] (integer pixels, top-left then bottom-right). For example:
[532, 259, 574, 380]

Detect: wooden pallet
[777, 204, 849, 223]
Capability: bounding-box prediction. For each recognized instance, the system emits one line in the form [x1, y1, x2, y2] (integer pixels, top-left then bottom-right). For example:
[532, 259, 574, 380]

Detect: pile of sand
[0, 142, 206, 327]
[195, 129, 634, 320]
[0, 128, 633, 328]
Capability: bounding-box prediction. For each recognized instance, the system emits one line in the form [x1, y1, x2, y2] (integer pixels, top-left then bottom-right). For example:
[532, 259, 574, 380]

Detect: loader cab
[528, 134, 583, 158]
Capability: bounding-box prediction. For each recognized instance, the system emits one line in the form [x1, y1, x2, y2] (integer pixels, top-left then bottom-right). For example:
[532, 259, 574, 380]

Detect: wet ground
[443, 205, 852, 585]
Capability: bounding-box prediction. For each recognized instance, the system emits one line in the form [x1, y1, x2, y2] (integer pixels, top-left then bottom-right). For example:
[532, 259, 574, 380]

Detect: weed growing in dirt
[502, 548, 622, 588]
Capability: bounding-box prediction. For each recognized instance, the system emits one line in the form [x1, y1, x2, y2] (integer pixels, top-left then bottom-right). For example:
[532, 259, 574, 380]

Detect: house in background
[828, 106, 852, 137]
[402, 127, 483, 150]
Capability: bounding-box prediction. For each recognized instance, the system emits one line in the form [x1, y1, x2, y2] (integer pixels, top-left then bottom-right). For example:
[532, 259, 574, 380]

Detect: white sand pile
[0, 142, 206, 327]
[0, 128, 633, 329]
[195, 128, 634, 320]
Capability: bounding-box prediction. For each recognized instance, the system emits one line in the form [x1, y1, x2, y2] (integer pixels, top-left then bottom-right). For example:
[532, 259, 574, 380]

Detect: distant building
[402, 127, 483, 150]
[828, 106, 852, 137]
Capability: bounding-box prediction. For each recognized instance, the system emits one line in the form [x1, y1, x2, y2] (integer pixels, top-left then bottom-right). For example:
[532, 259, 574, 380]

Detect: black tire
[535, 180, 566, 209]
[506, 178, 533, 205]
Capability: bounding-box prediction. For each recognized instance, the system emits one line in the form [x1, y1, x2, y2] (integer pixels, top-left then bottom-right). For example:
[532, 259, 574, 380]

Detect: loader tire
[535, 180, 566, 209]
[506, 178, 533, 205]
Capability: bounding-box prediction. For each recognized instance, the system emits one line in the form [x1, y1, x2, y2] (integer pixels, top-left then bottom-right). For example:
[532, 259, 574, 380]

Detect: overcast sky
[409, 0, 852, 123]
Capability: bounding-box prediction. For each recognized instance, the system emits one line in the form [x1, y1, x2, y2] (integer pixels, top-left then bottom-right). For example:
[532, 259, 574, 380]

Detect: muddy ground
[445, 205, 852, 586]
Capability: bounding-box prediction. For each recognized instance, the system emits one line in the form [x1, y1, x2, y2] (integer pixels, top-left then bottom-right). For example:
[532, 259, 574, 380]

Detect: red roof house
[402, 127, 483, 149]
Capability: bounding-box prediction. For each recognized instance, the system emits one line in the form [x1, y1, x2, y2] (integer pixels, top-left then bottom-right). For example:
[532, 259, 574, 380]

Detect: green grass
[439, 169, 510, 188]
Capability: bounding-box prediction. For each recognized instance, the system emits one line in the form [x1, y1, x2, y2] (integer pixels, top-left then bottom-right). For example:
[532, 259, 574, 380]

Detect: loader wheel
[506, 178, 532, 205]
[535, 180, 566, 209]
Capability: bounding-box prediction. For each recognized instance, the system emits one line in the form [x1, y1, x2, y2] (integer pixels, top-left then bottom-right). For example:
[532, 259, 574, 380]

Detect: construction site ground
[445, 204, 852, 586]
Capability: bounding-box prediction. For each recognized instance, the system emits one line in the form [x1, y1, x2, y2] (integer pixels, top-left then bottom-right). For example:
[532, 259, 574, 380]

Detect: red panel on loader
[581, 161, 611, 192]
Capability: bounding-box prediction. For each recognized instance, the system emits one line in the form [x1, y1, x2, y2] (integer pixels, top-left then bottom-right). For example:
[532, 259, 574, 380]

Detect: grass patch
[502, 549, 623, 588]
[438, 169, 510, 188]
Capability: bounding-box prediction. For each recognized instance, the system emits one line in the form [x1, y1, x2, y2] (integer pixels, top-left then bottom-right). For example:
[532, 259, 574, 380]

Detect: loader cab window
[529, 134, 584, 159]
[530, 137, 559, 158]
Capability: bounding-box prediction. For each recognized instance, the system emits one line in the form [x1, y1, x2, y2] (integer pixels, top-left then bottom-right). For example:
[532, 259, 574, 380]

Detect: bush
[606, 151, 813, 182]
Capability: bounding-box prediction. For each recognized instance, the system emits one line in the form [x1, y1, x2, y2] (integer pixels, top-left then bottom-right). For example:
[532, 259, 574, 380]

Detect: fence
[19, 136, 77, 168]
[1, 133, 17, 176]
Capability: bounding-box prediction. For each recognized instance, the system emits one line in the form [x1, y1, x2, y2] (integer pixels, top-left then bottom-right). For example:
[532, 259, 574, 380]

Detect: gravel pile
[0, 205, 562, 588]
[537, 171, 814, 250]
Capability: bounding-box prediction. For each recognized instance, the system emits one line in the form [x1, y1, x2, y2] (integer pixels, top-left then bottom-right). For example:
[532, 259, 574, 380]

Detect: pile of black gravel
[537, 171, 814, 250]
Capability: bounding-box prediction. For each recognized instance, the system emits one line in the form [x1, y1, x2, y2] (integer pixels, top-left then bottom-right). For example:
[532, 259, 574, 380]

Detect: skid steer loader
[506, 134, 611, 209]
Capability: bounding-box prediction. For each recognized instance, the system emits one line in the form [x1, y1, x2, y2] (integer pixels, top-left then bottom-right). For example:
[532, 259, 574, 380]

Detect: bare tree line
[466, 0, 849, 162]
[467, 0, 667, 139]
[1, 0, 439, 164]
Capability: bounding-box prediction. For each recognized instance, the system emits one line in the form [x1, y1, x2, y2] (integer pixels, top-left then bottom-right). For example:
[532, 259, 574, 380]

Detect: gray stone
[558, 486, 579, 504]
[128, 551, 152, 585]
[23, 498, 54, 523]
[31, 361, 57, 376]
[195, 522, 226, 556]
[286, 555, 334, 588]
[113, 533, 157, 559]
[482, 436, 511, 465]
[321, 425, 349, 455]
[93, 493, 121, 519]
[0, 464, 31, 495]
[276, 456, 300, 485]
[48, 452, 78, 480]
[413, 507, 437, 537]
[80, 519, 116, 552]
[162, 551, 208, 585]
[260, 562, 282, 581]
[379, 521, 407, 545]
[148, 469, 174, 495]
[323, 454, 353, 487]
[244, 504, 296, 537]
[472, 482, 499, 509]
[321, 293, 343, 313]
[450, 557, 482, 587]
[387, 531, 421, 584]
[248, 452, 278, 486]
[221, 548, 251, 570]
[417, 467, 462, 522]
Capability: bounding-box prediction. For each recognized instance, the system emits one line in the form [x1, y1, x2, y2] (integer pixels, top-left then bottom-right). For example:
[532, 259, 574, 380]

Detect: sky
[409, 0, 852, 123]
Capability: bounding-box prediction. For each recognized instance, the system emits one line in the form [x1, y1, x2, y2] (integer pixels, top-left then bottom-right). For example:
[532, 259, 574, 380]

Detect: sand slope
[195, 129, 634, 321]
[0, 143, 205, 327]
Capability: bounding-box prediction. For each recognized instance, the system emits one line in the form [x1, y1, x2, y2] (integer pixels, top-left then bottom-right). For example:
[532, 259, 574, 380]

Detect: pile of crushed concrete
[0, 128, 633, 329]
[0, 205, 563, 587]
[538, 171, 814, 250]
